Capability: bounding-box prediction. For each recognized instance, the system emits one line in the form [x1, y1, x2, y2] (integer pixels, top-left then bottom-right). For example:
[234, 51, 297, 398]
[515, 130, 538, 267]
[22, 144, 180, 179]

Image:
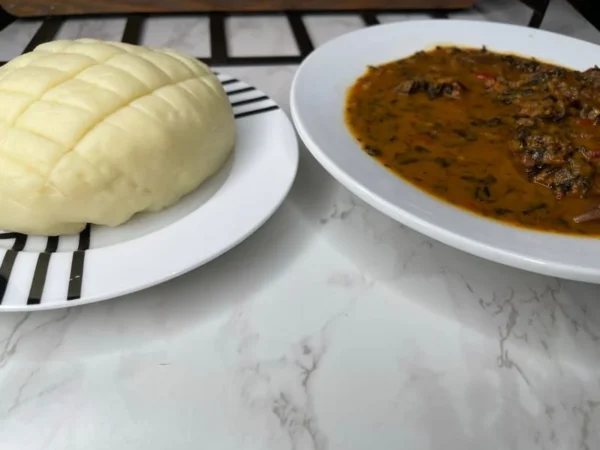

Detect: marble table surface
[1, 1, 600, 449]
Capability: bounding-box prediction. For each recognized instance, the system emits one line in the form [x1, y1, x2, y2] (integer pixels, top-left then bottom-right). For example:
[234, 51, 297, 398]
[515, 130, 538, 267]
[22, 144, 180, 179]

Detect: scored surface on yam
[0, 39, 236, 235]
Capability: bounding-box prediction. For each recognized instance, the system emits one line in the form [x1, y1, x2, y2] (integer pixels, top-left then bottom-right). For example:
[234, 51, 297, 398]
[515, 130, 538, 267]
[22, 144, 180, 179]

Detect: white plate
[0, 73, 298, 311]
[291, 20, 600, 283]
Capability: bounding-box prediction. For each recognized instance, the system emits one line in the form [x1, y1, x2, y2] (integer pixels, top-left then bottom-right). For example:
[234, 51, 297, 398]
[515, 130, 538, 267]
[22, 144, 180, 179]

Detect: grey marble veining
[302, 15, 366, 47]
[1, 1, 600, 449]
[226, 14, 300, 57]
[54, 17, 127, 42]
[140, 16, 211, 57]
[0, 19, 41, 60]
[541, 0, 600, 45]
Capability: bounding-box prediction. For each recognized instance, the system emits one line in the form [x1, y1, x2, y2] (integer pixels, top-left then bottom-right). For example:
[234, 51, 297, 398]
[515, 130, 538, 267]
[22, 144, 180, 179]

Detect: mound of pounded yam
[0, 39, 235, 235]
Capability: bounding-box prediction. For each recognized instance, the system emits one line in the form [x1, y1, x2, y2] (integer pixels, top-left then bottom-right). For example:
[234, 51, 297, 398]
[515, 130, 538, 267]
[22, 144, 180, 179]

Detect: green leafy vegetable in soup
[345, 46, 600, 235]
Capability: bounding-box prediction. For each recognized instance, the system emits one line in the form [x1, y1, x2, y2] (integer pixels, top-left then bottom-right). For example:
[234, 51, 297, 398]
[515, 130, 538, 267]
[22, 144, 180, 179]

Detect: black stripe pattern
[430, 11, 450, 19]
[68, 224, 91, 301]
[361, 12, 381, 26]
[22, 17, 65, 54]
[287, 12, 314, 57]
[27, 236, 59, 305]
[525, 0, 550, 28]
[0, 5, 551, 70]
[0, 233, 26, 304]
[220, 75, 280, 119]
[209, 12, 229, 66]
[0, 16, 63, 305]
[121, 14, 147, 45]
[0, 8, 15, 33]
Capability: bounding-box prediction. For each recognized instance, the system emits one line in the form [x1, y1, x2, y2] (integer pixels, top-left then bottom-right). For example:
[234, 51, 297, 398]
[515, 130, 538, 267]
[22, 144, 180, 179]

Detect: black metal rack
[0, 1, 556, 68]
